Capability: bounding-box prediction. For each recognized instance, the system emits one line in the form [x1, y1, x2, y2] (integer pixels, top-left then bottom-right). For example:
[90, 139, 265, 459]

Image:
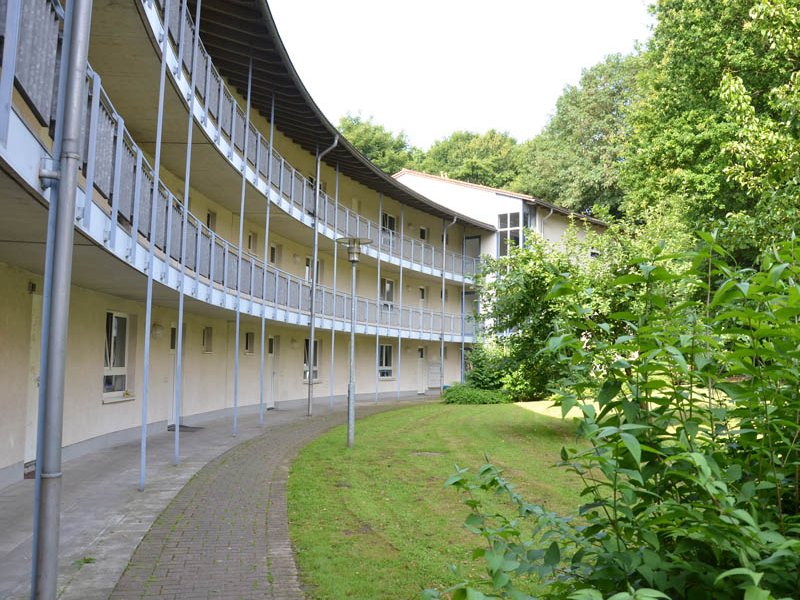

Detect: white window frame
[247, 230, 258, 254]
[304, 338, 319, 382]
[304, 256, 322, 282]
[380, 277, 395, 309]
[381, 212, 397, 233]
[206, 210, 217, 232]
[244, 331, 255, 355]
[419, 226, 428, 241]
[103, 311, 129, 399]
[269, 243, 279, 265]
[379, 344, 394, 378]
[202, 326, 214, 354]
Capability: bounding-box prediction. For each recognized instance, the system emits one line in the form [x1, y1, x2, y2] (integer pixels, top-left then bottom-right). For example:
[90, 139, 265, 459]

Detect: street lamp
[336, 236, 372, 448]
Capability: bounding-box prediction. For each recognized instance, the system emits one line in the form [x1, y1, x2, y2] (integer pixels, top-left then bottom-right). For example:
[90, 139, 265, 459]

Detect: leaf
[620, 432, 642, 466]
[714, 567, 763, 587]
[568, 590, 604, 600]
[743, 586, 770, 600]
[598, 379, 622, 406]
[633, 590, 671, 599]
[466, 588, 488, 600]
[544, 541, 561, 566]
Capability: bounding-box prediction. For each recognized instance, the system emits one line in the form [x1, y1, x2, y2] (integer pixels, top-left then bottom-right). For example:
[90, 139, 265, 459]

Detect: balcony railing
[150, 0, 481, 279]
[0, 0, 474, 339]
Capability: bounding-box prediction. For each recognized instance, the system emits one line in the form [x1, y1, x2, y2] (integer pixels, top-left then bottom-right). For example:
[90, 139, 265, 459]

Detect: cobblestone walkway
[110, 404, 398, 599]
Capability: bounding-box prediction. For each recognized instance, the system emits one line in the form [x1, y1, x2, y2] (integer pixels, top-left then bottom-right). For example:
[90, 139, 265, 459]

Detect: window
[206, 210, 217, 232]
[247, 231, 258, 253]
[419, 226, 428, 241]
[269, 243, 280, 265]
[379, 344, 393, 378]
[244, 331, 255, 355]
[380, 277, 394, 309]
[417, 347, 426, 359]
[104, 312, 128, 395]
[381, 212, 397, 233]
[305, 257, 322, 282]
[267, 336, 275, 355]
[303, 338, 319, 381]
[419, 286, 426, 301]
[202, 326, 213, 353]
[440, 288, 449, 301]
[443, 346, 448, 360]
[497, 211, 521, 256]
[169, 325, 177, 353]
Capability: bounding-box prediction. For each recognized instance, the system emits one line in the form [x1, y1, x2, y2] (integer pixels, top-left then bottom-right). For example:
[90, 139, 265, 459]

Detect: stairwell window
[103, 312, 128, 397]
[244, 331, 255, 355]
[379, 344, 393, 378]
[202, 326, 213, 353]
[304, 339, 319, 381]
[497, 212, 521, 257]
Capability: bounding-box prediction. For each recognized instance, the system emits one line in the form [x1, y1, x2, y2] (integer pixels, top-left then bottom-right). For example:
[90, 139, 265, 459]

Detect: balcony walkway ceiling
[190, 0, 493, 232]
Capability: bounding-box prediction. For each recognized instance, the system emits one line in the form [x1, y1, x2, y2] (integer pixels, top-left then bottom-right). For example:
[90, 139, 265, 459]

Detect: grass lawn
[287, 401, 583, 599]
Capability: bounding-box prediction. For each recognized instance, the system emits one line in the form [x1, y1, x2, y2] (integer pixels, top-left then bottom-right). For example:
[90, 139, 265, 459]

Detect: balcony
[138, 0, 482, 282]
[0, 0, 475, 342]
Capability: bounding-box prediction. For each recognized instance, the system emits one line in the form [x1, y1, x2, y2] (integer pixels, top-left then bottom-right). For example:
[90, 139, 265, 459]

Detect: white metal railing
[1, 0, 475, 338]
[151, 0, 481, 279]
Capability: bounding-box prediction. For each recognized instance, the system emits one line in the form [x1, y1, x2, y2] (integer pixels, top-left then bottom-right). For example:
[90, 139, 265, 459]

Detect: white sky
[268, 1, 654, 149]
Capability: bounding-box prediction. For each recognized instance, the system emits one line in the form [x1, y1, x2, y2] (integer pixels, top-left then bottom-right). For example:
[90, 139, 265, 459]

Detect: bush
[427, 234, 800, 599]
[465, 343, 507, 390]
[442, 384, 511, 405]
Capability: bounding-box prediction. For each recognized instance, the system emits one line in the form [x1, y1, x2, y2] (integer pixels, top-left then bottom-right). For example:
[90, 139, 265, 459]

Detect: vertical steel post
[141, 0, 173, 491]
[441, 216, 457, 392]
[348, 258, 357, 447]
[461, 224, 466, 383]
[307, 136, 338, 417]
[329, 164, 339, 409]
[174, 0, 202, 464]
[0, 0, 21, 145]
[397, 205, 404, 400]
[375, 193, 382, 402]
[234, 57, 253, 436]
[30, 0, 74, 594]
[259, 95, 274, 424]
[34, 1, 93, 597]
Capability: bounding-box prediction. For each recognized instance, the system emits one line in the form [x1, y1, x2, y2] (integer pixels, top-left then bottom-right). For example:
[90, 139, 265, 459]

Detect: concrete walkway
[0, 396, 425, 599]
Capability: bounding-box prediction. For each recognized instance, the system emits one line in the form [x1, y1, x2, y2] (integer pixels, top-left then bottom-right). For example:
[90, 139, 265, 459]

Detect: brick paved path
[110, 404, 397, 600]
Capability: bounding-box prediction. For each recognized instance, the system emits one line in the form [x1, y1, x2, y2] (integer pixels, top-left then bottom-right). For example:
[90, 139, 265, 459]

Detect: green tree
[419, 129, 521, 188]
[337, 113, 421, 175]
[620, 0, 792, 258]
[512, 54, 640, 217]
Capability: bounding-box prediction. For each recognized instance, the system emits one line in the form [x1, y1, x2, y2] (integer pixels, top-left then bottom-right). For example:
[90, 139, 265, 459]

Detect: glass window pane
[112, 315, 127, 367]
[498, 214, 508, 229]
[510, 213, 519, 228]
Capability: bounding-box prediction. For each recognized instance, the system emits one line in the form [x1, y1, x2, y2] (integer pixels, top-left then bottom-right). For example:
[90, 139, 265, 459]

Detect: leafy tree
[418, 129, 521, 189]
[512, 54, 640, 217]
[337, 113, 421, 175]
[619, 0, 792, 259]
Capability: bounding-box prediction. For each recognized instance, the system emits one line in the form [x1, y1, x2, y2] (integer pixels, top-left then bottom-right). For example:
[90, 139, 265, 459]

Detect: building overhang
[188, 0, 493, 232]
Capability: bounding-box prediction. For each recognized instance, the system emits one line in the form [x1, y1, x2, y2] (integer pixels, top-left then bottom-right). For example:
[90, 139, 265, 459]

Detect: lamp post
[337, 236, 371, 448]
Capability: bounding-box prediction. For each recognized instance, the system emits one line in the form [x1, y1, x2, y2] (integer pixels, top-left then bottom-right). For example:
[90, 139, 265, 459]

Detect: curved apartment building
[0, 0, 491, 489]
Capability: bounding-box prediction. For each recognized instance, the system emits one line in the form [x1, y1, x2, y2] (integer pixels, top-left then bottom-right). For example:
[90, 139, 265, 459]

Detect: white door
[266, 335, 277, 409]
[428, 360, 441, 390]
[416, 347, 428, 394]
[24, 293, 43, 464]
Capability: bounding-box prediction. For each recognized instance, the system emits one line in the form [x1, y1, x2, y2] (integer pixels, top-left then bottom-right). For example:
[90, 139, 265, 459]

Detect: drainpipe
[440, 215, 457, 393]
[34, 0, 93, 597]
[539, 205, 554, 238]
[307, 135, 338, 416]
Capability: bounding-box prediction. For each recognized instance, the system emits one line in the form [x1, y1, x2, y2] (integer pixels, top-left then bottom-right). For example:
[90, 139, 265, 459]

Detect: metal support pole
[329, 164, 339, 409]
[441, 216, 457, 392]
[397, 205, 404, 400]
[34, 1, 93, 597]
[141, 0, 173, 492]
[259, 94, 275, 424]
[0, 0, 21, 145]
[173, 0, 202, 464]
[30, 0, 74, 594]
[348, 258, 357, 446]
[234, 57, 253, 436]
[306, 135, 338, 416]
[375, 193, 382, 402]
[461, 224, 467, 383]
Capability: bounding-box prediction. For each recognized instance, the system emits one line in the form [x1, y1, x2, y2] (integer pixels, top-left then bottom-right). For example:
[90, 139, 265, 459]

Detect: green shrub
[427, 234, 800, 599]
[442, 383, 511, 405]
[464, 343, 507, 390]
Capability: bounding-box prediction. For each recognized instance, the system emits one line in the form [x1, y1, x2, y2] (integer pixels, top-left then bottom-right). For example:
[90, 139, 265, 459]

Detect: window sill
[379, 376, 396, 381]
[103, 393, 135, 405]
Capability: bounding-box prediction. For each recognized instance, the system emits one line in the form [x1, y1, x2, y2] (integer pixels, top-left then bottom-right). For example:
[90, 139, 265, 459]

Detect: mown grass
[287, 402, 583, 599]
